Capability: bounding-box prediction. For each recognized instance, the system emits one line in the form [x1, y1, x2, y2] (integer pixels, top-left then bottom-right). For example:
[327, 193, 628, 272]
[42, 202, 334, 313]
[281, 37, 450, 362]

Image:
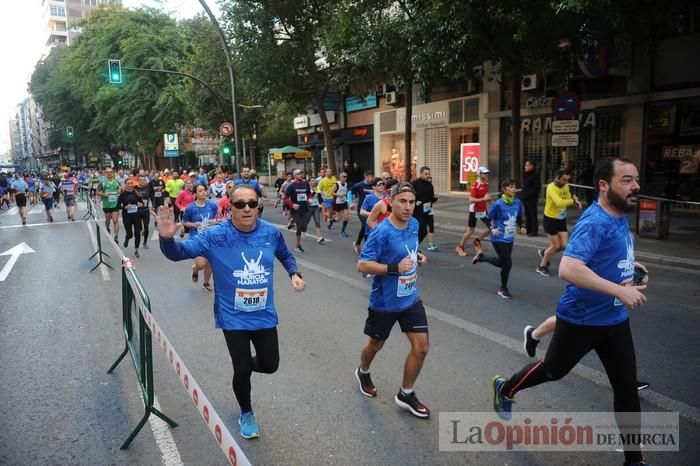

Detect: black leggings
[122, 213, 141, 248]
[223, 327, 280, 413]
[356, 214, 367, 245]
[502, 318, 641, 463]
[137, 209, 150, 243]
[481, 242, 513, 287]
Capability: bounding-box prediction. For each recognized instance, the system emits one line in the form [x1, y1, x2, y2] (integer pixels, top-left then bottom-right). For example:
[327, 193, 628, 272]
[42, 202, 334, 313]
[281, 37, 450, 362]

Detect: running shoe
[327, 220, 334, 230]
[239, 411, 260, 439]
[355, 367, 377, 397]
[535, 266, 551, 276]
[427, 242, 439, 251]
[473, 238, 483, 252]
[22, 219, 26, 226]
[492, 376, 513, 421]
[523, 325, 539, 357]
[353, 242, 361, 255]
[455, 244, 468, 257]
[637, 381, 650, 391]
[134, 249, 140, 258]
[394, 390, 430, 418]
[317, 237, 325, 244]
[472, 252, 483, 265]
[340, 231, 349, 238]
[48, 216, 54, 222]
[537, 248, 545, 259]
[294, 246, 305, 253]
[143, 242, 149, 249]
[287, 222, 294, 230]
[123, 239, 129, 248]
[113, 235, 118, 243]
[497, 287, 512, 299]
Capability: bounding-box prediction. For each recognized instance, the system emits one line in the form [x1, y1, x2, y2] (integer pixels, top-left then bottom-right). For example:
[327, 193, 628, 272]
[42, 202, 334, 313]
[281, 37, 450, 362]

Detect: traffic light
[220, 140, 234, 157]
[66, 126, 74, 138]
[117, 158, 123, 166]
[108, 59, 122, 84]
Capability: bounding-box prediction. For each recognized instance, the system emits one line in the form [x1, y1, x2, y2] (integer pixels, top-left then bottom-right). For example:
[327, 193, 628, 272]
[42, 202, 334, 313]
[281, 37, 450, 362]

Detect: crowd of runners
[1, 156, 651, 464]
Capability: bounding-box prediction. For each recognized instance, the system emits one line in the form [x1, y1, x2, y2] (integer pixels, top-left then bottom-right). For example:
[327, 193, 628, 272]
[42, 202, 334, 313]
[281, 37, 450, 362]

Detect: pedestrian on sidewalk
[157, 184, 305, 439]
[519, 160, 540, 236]
[412, 166, 439, 250]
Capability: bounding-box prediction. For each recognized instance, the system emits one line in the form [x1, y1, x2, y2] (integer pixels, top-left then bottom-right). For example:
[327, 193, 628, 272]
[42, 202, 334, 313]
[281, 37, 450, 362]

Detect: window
[50, 6, 66, 16]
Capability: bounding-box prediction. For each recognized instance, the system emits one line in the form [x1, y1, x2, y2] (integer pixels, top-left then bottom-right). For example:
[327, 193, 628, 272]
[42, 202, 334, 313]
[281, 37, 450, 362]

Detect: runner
[26, 174, 37, 206]
[89, 170, 100, 201]
[149, 171, 166, 211]
[329, 172, 350, 237]
[182, 184, 220, 291]
[134, 175, 153, 250]
[157, 184, 305, 439]
[59, 173, 78, 221]
[96, 168, 121, 242]
[307, 178, 326, 244]
[175, 179, 195, 238]
[165, 170, 184, 221]
[11, 175, 29, 225]
[356, 182, 430, 418]
[209, 173, 227, 201]
[234, 167, 265, 217]
[317, 169, 337, 224]
[217, 181, 236, 220]
[411, 166, 438, 250]
[536, 168, 582, 277]
[350, 170, 375, 254]
[116, 179, 143, 258]
[471, 178, 526, 299]
[492, 157, 647, 465]
[284, 169, 312, 253]
[39, 175, 57, 222]
[366, 178, 397, 230]
[455, 167, 491, 257]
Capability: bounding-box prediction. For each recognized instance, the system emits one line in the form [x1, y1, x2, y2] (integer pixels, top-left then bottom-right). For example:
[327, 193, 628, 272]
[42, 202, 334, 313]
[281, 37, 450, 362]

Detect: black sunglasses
[232, 199, 259, 209]
[375, 182, 385, 187]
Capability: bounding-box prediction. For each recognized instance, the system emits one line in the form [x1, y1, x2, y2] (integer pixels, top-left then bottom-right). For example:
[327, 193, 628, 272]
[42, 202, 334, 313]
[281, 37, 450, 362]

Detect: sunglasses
[232, 199, 259, 209]
[375, 182, 385, 187]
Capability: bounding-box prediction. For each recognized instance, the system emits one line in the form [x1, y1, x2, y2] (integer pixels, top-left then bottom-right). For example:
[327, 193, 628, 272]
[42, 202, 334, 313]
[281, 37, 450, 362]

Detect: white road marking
[85, 220, 110, 281]
[271, 222, 333, 242]
[28, 204, 45, 215]
[0, 220, 84, 229]
[1, 206, 18, 216]
[294, 257, 700, 425]
[0, 242, 35, 282]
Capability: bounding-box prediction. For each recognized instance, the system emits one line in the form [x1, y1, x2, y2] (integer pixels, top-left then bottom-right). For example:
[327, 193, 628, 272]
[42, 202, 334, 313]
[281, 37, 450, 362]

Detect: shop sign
[459, 143, 480, 184]
[662, 145, 700, 174]
[525, 96, 553, 109]
[399, 110, 448, 128]
[521, 112, 595, 133]
[552, 120, 580, 133]
[293, 115, 310, 129]
[551, 134, 579, 147]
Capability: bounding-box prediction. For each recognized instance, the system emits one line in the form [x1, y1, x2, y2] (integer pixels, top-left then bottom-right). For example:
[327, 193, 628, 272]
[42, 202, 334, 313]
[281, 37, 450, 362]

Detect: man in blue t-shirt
[350, 170, 375, 253]
[158, 184, 306, 440]
[356, 182, 430, 419]
[492, 158, 647, 465]
[234, 166, 265, 217]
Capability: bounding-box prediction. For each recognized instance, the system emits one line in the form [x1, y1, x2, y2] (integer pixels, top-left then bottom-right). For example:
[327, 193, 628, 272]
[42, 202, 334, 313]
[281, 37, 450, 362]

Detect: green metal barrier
[88, 222, 112, 272]
[108, 263, 177, 449]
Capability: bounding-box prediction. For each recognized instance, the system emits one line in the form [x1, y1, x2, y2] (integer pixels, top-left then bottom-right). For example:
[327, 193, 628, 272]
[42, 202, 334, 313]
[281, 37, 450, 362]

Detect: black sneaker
[113, 235, 119, 243]
[123, 239, 129, 248]
[142, 242, 149, 249]
[134, 249, 140, 258]
[535, 266, 551, 276]
[523, 325, 539, 357]
[394, 390, 430, 418]
[472, 252, 483, 265]
[294, 246, 304, 253]
[354, 367, 377, 397]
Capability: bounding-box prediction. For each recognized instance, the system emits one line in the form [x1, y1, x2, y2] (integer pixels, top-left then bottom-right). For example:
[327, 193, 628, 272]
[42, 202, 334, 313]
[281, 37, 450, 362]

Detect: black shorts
[468, 211, 488, 228]
[332, 201, 349, 212]
[543, 216, 568, 235]
[103, 207, 119, 214]
[292, 209, 312, 233]
[364, 300, 428, 341]
[63, 195, 76, 207]
[15, 193, 27, 207]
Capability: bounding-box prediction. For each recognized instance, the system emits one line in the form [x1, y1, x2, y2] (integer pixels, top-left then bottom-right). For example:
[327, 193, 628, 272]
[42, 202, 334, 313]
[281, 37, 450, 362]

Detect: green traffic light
[223, 146, 231, 155]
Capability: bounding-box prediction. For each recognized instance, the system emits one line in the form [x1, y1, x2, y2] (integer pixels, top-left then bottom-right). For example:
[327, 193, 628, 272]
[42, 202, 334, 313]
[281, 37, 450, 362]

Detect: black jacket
[411, 178, 437, 215]
[520, 171, 541, 200]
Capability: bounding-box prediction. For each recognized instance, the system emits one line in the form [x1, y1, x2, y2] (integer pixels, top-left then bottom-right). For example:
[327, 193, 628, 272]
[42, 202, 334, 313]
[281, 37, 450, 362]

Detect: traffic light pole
[197, 0, 242, 174]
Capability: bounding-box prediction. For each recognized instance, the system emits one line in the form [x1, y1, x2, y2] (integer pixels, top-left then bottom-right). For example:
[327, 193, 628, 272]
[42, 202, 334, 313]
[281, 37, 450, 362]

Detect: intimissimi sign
[521, 112, 596, 132]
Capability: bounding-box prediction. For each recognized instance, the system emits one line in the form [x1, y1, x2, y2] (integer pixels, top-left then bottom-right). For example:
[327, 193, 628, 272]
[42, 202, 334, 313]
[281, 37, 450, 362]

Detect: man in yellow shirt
[536, 168, 582, 276]
[317, 169, 337, 224]
[165, 170, 185, 220]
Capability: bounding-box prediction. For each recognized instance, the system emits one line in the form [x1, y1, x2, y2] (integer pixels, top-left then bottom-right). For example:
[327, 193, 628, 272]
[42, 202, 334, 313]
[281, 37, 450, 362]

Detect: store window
[380, 133, 416, 179]
[449, 126, 479, 191]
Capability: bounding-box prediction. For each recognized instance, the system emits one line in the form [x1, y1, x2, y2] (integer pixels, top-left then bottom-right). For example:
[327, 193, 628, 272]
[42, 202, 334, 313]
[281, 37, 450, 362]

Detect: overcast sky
[0, 0, 220, 155]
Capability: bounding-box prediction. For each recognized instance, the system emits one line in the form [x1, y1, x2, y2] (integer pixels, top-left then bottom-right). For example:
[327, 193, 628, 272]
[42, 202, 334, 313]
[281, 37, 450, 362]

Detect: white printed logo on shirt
[613, 234, 635, 306]
[232, 251, 271, 286]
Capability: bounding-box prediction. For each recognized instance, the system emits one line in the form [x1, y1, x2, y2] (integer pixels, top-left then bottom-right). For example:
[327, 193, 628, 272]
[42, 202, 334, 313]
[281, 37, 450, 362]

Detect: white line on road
[0, 220, 85, 229]
[0, 206, 18, 216]
[85, 220, 110, 281]
[28, 204, 45, 215]
[294, 257, 700, 425]
[271, 222, 333, 242]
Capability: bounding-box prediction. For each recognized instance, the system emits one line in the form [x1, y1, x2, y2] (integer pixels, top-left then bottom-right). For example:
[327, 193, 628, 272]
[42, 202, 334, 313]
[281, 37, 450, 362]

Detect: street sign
[552, 120, 580, 133]
[551, 134, 579, 147]
[163, 133, 179, 157]
[551, 92, 581, 119]
[219, 121, 234, 137]
[459, 143, 480, 185]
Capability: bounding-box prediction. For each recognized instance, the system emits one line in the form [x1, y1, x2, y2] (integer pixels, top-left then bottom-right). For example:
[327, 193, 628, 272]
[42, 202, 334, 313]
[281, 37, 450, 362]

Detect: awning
[269, 145, 312, 160]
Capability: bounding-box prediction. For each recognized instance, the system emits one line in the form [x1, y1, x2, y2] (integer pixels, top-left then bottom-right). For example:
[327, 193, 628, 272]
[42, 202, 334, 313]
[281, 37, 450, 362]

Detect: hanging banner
[460, 143, 480, 185]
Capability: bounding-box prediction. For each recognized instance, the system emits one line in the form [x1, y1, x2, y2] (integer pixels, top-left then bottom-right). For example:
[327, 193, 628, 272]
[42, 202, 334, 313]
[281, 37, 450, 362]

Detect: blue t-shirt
[160, 219, 298, 330]
[360, 217, 421, 312]
[486, 198, 524, 244]
[556, 202, 635, 326]
[182, 200, 219, 237]
[361, 193, 385, 233]
[234, 177, 262, 196]
[11, 179, 28, 192]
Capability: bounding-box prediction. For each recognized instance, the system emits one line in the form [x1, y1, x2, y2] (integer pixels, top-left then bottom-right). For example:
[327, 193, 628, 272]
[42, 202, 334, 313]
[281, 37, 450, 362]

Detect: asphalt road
[1, 199, 698, 465]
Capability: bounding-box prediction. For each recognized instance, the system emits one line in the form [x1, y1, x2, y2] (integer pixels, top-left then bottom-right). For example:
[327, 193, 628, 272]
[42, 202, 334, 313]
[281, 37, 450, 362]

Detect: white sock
[359, 366, 370, 374]
[400, 387, 413, 395]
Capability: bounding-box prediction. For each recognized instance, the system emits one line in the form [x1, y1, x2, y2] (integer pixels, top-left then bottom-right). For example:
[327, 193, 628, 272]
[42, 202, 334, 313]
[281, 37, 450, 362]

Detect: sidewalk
[432, 194, 700, 270]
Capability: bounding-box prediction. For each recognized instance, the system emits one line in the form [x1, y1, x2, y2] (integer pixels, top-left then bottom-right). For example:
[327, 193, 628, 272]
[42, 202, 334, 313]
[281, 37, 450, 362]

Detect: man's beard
[607, 188, 637, 212]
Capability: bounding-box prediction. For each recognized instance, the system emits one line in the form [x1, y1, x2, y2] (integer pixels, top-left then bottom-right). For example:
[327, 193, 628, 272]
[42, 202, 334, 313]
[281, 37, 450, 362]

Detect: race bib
[422, 202, 432, 214]
[108, 193, 118, 203]
[557, 209, 567, 220]
[92, 183, 98, 189]
[126, 206, 137, 214]
[475, 211, 486, 219]
[397, 272, 417, 297]
[296, 193, 308, 202]
[234, 288, 268, 312]
[154, 191, 162, 198]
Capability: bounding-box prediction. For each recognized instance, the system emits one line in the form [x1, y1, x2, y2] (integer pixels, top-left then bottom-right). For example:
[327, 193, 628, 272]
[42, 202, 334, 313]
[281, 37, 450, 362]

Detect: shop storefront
[373, 94, 488, 193]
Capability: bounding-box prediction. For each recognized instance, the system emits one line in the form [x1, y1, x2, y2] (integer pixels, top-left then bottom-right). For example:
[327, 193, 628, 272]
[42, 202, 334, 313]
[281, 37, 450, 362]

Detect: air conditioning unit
[386, 91, 398, 105]
[521, 74, 538, 91]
